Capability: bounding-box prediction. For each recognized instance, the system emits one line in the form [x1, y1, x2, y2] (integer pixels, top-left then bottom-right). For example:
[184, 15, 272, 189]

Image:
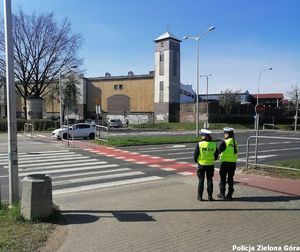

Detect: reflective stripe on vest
[197, 141, 217, 165]
[220, 138, 238, 162]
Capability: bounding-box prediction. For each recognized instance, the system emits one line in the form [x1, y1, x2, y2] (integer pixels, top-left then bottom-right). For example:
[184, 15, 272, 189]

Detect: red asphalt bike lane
[65, 140, 300, 197]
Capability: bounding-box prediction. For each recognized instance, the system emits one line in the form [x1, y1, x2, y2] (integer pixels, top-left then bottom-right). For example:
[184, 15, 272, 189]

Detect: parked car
[52, 123, 95, 140]
[108, 119, 123, 128]
[85, 119, 96, 125]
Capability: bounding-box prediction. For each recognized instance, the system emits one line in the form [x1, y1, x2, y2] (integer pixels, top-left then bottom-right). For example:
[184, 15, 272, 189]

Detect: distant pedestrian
[194, 129, 218, 201]
[217, 127, 238, 200]
[125, 118, 129, 127]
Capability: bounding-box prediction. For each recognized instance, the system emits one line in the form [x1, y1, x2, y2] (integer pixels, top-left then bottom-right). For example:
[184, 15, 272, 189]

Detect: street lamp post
[183, 26, 215, 137]
[200, 74, 212, 129]
[254, 67, 272, 164]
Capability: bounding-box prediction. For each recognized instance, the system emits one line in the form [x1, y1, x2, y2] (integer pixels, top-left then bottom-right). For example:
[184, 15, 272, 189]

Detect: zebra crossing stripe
[50, 168, 131, 179]
[18, 164, 119, 177]
[0, 149, 70, 157]
[177, 172, 194, 176]
[53, 171, 145, 186]
[53, 176, 163, 196]
[36, 134, 47, 138]
[0, 156, 89, 165]
[4, 159, 104, 169]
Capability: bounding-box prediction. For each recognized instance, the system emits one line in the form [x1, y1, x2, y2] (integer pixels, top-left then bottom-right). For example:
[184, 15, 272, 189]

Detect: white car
[108, 119, 123, 128]
[52, 123, 95, 140]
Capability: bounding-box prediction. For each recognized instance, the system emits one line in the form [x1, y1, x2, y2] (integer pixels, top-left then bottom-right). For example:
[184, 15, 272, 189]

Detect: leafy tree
[62, 74, 80, 118]
[219, 89, 241, 114]
[0, 9, 82, 117]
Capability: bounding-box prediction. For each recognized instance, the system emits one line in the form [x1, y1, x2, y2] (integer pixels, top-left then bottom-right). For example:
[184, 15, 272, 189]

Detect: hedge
[0, 119, 60, 132]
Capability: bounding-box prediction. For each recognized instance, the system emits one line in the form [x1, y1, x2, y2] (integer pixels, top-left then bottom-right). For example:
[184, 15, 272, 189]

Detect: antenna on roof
[166, 24, 170, 32]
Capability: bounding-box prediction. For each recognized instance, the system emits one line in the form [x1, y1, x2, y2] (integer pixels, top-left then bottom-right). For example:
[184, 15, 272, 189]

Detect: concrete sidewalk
[44, 175, 300, 252]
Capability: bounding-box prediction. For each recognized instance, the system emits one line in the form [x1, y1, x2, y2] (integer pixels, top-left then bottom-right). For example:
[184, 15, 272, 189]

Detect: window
[159, 52, 164, 75]
[161, 42, 164, 48]
[114, 84, 124, 90]
[172, 53, 177, 76]
[159, 81, 164, 102]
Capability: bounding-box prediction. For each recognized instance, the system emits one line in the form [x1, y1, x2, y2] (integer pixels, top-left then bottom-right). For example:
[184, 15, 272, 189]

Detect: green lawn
[245, 159, 300, 179]
[96, 135, 201, 146]
[0, 203, 57, 252]
[129, 122, 253, 130]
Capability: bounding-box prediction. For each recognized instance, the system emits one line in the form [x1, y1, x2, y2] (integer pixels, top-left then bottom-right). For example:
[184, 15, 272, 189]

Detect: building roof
[154, 32, 181, 42]
[252, 93, 284, 99]
[87, 72, 154, 81]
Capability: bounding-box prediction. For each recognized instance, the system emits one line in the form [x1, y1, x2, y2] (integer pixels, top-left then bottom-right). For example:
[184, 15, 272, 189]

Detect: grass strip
[129, 122, 253, 130]
[245, 159, 300, 179]
[96, 135, 201, 146]
[0, 203, 57, 252]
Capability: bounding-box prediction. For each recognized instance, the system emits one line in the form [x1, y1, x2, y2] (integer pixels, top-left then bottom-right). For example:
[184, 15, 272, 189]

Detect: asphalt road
[120, 130, 300, 166]
[0, 129, 299, 201]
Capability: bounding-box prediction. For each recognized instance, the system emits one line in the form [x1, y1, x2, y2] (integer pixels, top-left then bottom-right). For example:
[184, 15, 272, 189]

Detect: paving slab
[48, 176, 300, 252]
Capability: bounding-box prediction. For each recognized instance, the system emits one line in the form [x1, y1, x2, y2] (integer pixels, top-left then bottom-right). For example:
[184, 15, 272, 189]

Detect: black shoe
[217, 193, 226, 200]
[226, 194, 233, 200]
[208, 196, 215, 201]
[197, 195, 203, 201]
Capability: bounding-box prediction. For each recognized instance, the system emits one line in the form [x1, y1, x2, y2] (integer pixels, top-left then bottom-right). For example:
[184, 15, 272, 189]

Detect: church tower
[154, 32, 181, 122]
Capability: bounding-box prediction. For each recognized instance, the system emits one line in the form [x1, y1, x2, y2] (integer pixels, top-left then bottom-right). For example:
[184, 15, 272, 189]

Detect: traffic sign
[255, 104, 265, 115]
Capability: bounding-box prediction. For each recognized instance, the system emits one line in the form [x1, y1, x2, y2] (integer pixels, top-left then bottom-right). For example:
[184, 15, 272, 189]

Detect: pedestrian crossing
[0, 150, 162, 196]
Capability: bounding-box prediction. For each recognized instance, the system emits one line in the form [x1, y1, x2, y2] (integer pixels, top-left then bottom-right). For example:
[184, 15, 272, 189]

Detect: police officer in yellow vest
[194, 129, 219, 201]
[217, 127, 238, 200]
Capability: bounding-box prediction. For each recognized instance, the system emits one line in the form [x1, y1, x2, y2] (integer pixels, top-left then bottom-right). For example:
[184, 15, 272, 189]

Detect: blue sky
[1, 0, 300, 97]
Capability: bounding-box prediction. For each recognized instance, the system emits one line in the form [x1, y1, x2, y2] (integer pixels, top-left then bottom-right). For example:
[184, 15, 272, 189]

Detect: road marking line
[0, 156, 89, 165]
[18, 164, 119, 176]
[36, 134, 47, 138]
[53, 176, 162, 196]
[172, 145, 186, 148]
[177, 172, 194, 176]
[135, 162, 147, 164]
[161, 168, 176, 171]
[53, 171, 145, 186]
[148, 164, 161, 168]
[0, 150, 70, 157]
[4, 159, 104, 169]
[124, 159, 136, 162]
[50, 168, 131, 179]
[12, 161, 109, 171]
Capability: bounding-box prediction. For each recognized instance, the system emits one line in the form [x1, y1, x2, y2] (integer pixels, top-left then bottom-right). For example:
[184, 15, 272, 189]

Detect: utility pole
[295, 89, 299, 132]
[4, 0, 19, 205]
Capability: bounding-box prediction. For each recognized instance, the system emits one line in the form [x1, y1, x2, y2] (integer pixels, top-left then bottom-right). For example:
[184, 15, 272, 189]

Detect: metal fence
[246, 135, 300, 171]
[95, 125, 108, 142]
[23, 123, 34, 138]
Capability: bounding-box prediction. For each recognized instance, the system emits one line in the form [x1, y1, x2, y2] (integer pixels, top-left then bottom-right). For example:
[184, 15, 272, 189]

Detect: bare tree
[219, 89, 240, 115]
[288, 85, 300, 105]
[0, 9, 82, 117]
[288, 85, 300, 131]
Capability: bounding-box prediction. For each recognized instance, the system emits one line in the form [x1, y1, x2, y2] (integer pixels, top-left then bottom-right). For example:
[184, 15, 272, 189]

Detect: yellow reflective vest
[197, 141, 217, 165]
[220, 138, 238, 162]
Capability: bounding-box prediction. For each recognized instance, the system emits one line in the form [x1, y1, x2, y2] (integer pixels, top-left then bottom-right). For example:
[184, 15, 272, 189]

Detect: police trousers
[219, 162, 236, 195]
[197, 164, 214, 197]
